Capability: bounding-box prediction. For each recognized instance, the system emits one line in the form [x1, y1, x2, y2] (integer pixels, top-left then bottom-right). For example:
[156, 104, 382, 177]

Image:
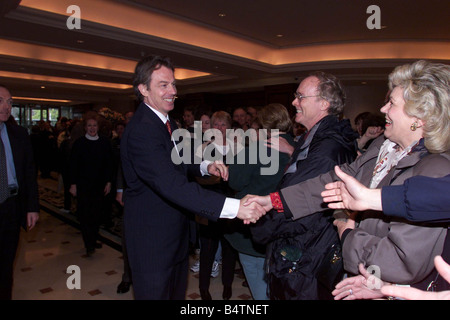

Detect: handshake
[236, 194, 274, 224]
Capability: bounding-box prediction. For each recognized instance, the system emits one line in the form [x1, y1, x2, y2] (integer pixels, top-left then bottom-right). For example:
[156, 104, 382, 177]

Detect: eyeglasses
[293, 92, 321, 100]
[0, 99, 12, 107]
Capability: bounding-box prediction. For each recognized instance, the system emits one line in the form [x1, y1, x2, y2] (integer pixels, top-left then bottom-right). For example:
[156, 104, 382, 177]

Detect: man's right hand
[237, 196, 266, 224]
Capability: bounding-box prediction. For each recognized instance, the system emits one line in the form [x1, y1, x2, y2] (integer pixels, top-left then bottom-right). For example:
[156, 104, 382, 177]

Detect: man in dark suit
[120, 55, 265, 299]
[0, 85, 39, 300]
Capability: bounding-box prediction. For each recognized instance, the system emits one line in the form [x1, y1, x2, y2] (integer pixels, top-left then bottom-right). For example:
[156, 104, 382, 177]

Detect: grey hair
[309, 71, 346, 116]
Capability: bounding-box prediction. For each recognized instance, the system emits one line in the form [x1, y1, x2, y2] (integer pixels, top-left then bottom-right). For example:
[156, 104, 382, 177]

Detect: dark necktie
[165, 120, 172, 136]
[0, 129, 8, 204]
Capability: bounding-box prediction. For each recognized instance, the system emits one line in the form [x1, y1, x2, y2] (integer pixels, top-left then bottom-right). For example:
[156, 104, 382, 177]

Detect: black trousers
[121, 219, 132, 283]
[61, 170, 72, 211]
[0, 196, 20, 300]
[132, 257, 188, 300]
[199, 222, 237, 291]
[76, 189, 103, 251]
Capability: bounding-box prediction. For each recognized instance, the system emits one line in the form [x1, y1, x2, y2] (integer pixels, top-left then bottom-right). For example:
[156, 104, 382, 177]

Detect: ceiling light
[0, 70, 132, 89]
[276, 34, 284, 38]
[13, 96, 72, 103]
[218, 13, 226, 18]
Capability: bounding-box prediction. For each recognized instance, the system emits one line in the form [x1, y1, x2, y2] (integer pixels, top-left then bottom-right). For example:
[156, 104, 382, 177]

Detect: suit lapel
[5, 123, 21, 176]
[139, 103, 184, 166]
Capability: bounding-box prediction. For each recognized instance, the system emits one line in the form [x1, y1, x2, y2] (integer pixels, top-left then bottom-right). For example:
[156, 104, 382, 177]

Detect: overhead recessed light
[41, 86, 46, 89]
[218, 13, 226, 18]
[77, 40, 84, 44]
[276, 34, 284, 38]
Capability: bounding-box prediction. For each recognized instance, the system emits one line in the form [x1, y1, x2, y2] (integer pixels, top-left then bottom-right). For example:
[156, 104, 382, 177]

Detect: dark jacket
[120, 102, 226, 299]
[251, 115, 358, 300]
[69, 135, 113, 194]
[226, 133, 295, 257]
[5, 122, 40, 229]
[382, 174, 450, 223]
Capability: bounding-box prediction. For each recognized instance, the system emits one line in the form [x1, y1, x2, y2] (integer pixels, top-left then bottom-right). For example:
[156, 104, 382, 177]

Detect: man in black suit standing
[0, 85, 39, 300]
[121, 55, 265, 300]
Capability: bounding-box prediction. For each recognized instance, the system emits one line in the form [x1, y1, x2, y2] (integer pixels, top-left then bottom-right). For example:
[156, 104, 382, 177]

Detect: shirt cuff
[270, 192, 284, 212]
[219, 198, 239, 219]
[200, 160, 212, 176]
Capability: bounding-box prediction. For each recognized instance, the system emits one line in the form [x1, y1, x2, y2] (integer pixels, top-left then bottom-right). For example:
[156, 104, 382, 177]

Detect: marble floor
[11, 174, 253, 301]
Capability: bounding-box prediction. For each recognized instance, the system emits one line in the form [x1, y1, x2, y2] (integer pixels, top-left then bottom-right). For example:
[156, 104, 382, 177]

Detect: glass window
[48, 107, 59, 126]
[61, 106, 72, 119]
[31, 107, 42, 122]
[11, 106, 20, 122]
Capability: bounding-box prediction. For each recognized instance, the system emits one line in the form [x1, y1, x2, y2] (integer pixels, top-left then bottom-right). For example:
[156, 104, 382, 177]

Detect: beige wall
[343, 83, 388, 128]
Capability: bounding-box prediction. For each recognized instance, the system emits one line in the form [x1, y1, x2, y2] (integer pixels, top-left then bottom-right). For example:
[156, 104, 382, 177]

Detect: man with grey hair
[250, 71, 358, 300]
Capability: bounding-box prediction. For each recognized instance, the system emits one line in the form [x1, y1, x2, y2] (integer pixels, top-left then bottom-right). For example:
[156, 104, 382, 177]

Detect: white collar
[145, 102, 170, 124]
[85, 133, 99, 140]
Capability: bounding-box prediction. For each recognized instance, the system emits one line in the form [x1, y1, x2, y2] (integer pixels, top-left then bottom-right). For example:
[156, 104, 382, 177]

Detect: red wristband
[270, 192, 284, 213]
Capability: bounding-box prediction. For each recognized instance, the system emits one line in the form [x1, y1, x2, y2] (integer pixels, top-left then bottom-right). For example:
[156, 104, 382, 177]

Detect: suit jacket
[5, 122, 40, 228]
[120, 103, 226, 282]
[382, 174, 450, 223]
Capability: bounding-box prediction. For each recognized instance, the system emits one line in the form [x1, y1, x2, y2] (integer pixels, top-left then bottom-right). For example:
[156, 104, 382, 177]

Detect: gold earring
[410, 122, 417, 131]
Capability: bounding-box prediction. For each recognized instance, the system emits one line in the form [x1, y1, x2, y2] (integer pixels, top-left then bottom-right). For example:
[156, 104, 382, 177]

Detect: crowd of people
[0, 57, 449, 301]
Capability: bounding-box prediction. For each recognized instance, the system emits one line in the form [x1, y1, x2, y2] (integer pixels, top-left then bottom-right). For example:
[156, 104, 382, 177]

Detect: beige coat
[280, 136, 450, 285]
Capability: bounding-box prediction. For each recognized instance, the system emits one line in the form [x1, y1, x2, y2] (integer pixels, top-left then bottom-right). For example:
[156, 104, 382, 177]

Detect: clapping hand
[333, 263, 386, 300]
[207, 160, 229, 181]
[381, 256, 450, 300]
[321, 166, 382, 212]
